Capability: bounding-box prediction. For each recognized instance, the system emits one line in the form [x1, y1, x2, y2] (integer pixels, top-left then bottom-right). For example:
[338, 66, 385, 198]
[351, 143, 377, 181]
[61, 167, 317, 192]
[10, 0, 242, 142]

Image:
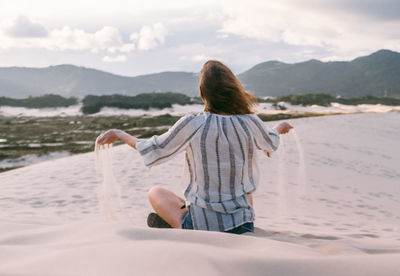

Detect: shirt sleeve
[246, 114, 280, 152]
[136, 114, 203, 167]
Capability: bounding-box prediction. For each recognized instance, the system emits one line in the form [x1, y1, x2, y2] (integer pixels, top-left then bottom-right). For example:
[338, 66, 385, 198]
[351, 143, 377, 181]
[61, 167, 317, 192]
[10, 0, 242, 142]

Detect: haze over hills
[0, 49, 399, 98]
[239, 49, 400, 98]
[0, 66, 199, 98]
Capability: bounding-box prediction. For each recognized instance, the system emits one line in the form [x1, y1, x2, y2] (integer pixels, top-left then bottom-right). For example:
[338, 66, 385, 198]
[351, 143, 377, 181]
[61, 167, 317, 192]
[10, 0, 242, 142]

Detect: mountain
[238, 49, 400, 97]
[0, 49, 399, 98]
[0, 65, 199, 98]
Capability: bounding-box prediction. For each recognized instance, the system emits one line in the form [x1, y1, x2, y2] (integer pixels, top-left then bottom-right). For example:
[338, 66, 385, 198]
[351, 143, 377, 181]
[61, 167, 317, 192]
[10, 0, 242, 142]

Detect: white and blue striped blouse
[136, 112, 280, 231]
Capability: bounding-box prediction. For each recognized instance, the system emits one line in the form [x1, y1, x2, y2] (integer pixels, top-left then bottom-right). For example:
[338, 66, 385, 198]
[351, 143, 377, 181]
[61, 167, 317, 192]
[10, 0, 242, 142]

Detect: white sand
[1, 112, 399, 275]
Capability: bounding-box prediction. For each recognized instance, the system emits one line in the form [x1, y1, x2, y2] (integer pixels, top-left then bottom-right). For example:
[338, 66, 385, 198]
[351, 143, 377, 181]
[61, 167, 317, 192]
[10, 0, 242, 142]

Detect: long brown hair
[199, 60, 258, 115]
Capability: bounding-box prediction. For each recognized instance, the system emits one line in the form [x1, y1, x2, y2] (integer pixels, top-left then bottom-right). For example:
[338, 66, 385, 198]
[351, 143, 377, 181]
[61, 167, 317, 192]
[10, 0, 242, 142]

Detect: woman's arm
[96, 129, 138, 149]
[262, 122, 293, 157]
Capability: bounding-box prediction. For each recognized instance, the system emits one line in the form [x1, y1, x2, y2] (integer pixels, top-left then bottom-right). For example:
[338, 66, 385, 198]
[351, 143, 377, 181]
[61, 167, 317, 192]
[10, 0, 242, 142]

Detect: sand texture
[1, 112, 399, 275]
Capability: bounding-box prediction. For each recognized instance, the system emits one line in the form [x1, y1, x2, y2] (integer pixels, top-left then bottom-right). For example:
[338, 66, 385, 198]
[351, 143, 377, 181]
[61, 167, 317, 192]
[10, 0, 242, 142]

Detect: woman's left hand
[96, 129, 120, 145]
[275, 122, 293, 135]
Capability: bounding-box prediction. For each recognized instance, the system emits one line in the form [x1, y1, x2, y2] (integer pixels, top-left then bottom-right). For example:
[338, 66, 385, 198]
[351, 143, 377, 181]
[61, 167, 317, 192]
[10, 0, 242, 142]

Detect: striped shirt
[136, 112, 280, 231]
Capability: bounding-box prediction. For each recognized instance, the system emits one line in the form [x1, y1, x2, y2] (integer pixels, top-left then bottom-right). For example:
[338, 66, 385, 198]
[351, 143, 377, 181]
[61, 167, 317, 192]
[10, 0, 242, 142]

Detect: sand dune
[1, 221, 400, 276]
[1, 112, 399, 275]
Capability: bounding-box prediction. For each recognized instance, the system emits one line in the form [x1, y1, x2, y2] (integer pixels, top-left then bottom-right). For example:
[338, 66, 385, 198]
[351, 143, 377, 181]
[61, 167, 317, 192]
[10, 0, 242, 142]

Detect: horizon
[1, 0, 400, 76]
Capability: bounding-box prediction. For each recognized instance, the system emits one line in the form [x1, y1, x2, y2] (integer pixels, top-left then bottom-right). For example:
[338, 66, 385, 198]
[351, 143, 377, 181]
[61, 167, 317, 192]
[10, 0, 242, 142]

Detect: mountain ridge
[1, 49, 399, 98]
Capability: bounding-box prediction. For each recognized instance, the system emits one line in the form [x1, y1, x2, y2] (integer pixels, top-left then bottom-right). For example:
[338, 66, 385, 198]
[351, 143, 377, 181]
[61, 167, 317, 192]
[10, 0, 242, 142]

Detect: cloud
[102, 55, 127, 62]
[306, 0, 400, 21]
[0, 20, 134, 53]
[173, 43, 224, 62]
[218, 0, 400, 59]
[219, 1, 343, 46]
[0, 17, 169, 56]
[130, 22, 168, 50]
[4, 15, 48, 38]
[47, 26, 135, 53]
[192, 54, 213, 62]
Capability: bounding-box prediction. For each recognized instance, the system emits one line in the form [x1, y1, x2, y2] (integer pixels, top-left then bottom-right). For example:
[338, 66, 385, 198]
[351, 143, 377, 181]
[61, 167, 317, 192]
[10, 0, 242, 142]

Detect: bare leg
[147, 186, 188, 228]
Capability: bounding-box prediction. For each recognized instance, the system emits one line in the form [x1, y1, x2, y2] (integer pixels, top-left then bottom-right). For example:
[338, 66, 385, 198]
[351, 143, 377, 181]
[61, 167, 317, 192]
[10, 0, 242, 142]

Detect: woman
[96, 60, 292, 234]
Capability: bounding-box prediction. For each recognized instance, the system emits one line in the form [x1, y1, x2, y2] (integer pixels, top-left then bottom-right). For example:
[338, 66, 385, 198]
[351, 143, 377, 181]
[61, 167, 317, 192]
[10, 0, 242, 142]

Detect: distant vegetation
[0, 94, 78, 108]
[336, 95, 400, 106]
[81, 92, 192, 114]
[262, 93, 400, 106]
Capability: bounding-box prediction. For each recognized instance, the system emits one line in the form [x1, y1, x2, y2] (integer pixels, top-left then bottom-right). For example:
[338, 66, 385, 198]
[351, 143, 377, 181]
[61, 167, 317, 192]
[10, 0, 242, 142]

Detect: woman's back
[137, 111, 280, 231]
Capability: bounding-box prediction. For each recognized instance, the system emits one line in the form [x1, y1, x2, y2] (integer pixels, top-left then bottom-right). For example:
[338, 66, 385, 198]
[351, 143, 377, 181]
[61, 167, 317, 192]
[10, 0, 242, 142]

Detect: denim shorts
[181, 207, 254, 234]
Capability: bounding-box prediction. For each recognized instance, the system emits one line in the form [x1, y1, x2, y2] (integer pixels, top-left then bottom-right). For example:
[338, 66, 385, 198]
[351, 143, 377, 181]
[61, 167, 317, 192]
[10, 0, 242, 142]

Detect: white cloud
[118, 43, 136, 53]
[130, 22, 168, 50]
[4, 15, 48, 38]
[45, 25, 137, 53]
[0, 17, 169, 55]
[93, 27, 123, 49]
[172, 43, 224, 60]
[218, 0, 400, 59]
[0, 19, 136, 54]
[192, 54, 212, 62]
[102, 55, 127, 62]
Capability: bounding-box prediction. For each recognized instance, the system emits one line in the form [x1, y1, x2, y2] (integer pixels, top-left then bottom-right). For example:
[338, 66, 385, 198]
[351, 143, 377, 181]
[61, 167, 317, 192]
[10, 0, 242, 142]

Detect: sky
[0, 0, 399, 76]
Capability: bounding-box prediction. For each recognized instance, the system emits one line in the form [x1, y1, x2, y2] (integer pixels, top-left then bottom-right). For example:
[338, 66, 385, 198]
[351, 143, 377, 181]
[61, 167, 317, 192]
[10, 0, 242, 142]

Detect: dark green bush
[264, 93, 400, 106]
[81, 92, 192, 114]
[0, 94, 78, 108]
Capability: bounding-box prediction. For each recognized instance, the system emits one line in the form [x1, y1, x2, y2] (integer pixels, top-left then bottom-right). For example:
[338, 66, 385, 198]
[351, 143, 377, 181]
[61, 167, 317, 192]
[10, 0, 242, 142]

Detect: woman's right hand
[96, 129, 120, 145]
[274, 122, 293, 135]
[96, 129, 138, 149]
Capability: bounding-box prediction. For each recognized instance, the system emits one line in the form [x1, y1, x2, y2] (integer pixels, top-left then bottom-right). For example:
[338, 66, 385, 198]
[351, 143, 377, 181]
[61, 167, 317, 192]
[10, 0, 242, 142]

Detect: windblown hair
[199, 60, 258, 115]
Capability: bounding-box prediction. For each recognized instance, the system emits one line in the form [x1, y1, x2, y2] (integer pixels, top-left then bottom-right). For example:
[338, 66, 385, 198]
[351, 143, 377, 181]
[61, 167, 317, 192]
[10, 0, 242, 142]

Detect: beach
[0, 112, 399, 275]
